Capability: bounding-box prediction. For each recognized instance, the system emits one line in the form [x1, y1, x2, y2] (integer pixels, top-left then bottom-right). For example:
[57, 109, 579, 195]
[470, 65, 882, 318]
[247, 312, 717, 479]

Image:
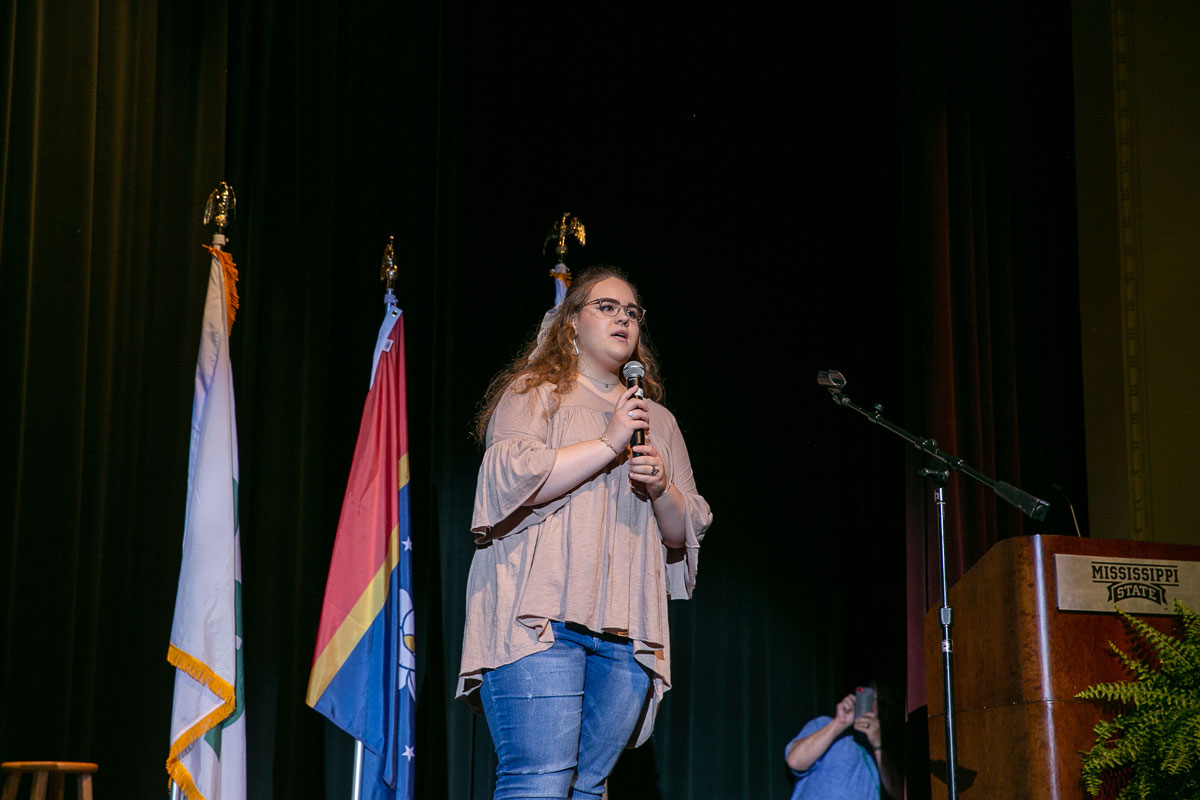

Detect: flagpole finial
[204, 181, 237, 245]
[543, 212, 585, 261]
[543, 213, 584, 307]
[381, 235, 399, 316]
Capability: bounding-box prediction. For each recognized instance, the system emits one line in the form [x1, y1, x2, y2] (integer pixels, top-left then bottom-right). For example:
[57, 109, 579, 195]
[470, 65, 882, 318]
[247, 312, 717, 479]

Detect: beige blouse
[457, 380, 712, 745]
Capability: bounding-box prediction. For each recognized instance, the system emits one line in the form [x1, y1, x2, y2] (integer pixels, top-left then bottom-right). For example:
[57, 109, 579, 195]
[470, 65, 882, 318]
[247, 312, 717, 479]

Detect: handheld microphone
[622, 361, 646, 449]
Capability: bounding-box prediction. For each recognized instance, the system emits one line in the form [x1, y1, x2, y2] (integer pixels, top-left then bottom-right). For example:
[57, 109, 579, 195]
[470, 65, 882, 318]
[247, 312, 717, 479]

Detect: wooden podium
[924, 535, 1200, 798]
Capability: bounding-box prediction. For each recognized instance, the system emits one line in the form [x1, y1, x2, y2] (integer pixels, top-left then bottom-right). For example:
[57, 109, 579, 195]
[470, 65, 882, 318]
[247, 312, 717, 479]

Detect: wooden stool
[0, 762, 96, 800]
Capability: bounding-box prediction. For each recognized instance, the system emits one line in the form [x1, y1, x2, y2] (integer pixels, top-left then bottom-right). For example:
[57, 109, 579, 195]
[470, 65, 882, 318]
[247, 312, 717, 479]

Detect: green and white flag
[167, 244, 246, 800]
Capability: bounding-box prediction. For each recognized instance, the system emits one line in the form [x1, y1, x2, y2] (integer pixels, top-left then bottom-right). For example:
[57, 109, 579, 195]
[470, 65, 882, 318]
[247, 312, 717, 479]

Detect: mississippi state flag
[307, 308, 415, 800]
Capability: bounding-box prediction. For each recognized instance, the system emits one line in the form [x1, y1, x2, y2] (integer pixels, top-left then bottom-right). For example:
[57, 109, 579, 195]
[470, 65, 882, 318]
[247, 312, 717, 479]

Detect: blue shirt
[786, 716, 880, 800]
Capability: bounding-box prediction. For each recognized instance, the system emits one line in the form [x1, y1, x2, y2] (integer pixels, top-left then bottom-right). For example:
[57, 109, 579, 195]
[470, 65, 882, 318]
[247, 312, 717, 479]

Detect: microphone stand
[816, 371, 1049, 800]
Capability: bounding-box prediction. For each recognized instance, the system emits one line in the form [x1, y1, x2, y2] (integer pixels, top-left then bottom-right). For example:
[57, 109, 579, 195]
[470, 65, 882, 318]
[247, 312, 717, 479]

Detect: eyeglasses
[582, 297, 646, 323]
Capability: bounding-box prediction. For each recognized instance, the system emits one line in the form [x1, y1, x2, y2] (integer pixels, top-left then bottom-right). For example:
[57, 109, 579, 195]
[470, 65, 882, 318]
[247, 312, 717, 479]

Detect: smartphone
[854, 686, 875, 719]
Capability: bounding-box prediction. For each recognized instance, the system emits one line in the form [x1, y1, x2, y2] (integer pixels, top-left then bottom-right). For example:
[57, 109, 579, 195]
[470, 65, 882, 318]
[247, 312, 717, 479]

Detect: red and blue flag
[307, 309, 415, 800]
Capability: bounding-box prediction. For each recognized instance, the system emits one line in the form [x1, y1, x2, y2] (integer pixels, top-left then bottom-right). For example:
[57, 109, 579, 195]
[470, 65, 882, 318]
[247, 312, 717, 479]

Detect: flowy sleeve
[660, 415, 712, 599]
[471, 384, 560, 539]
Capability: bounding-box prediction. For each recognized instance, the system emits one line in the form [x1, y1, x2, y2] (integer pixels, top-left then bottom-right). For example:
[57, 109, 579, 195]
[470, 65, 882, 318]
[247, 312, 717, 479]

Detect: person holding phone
[785, 685, 900, 799]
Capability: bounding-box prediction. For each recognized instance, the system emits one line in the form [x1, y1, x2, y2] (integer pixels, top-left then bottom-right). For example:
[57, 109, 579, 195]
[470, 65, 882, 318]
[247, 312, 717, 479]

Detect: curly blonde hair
[474, 267, 664, 442]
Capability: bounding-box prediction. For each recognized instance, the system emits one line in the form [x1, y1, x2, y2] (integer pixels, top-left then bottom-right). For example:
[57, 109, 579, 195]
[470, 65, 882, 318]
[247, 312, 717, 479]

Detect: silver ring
[627, 410, 635, 418]
[650, 466, 659, 476]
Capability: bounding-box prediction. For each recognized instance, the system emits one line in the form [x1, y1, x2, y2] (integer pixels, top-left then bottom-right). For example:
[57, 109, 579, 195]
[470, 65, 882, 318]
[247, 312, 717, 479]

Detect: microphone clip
[817, 369, 848, 405]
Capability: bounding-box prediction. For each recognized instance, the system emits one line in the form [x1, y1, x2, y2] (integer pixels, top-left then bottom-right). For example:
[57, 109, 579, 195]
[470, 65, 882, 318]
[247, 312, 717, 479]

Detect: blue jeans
[480, 621, 652, 799]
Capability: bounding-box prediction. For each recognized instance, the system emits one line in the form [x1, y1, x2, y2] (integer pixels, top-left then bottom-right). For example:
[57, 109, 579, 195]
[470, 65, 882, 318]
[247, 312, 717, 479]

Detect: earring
[570, 339, 579, 356]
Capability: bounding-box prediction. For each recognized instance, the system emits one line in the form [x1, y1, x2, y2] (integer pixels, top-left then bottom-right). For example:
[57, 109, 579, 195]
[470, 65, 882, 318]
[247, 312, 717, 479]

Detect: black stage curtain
[1, 3, 1083, 799]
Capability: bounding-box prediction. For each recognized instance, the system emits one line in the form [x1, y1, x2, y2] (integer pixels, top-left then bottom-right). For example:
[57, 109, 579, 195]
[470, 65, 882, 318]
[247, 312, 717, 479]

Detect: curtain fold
[901, 0, 1087, 729]
[1, 0, 228, 777]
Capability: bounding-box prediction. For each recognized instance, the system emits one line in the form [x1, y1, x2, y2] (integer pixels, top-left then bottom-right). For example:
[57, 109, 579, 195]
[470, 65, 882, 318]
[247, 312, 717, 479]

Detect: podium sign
[1055, 553, 1200, 614]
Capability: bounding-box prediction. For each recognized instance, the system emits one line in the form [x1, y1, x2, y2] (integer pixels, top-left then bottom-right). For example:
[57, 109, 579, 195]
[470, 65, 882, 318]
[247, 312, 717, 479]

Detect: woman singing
[457, 267, 712, 799]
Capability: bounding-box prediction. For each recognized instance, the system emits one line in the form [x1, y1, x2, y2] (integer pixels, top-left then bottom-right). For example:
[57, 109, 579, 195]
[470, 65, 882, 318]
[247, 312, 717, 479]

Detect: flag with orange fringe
[166, 244, 246, 800]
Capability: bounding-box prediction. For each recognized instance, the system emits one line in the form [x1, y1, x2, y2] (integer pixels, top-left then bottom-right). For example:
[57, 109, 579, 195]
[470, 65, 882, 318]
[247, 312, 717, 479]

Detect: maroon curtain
[901, 0, 1086, 722]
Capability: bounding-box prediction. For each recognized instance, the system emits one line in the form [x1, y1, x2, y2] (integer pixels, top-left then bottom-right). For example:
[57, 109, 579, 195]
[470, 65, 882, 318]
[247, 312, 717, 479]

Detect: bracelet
[598, 435, 619, 456]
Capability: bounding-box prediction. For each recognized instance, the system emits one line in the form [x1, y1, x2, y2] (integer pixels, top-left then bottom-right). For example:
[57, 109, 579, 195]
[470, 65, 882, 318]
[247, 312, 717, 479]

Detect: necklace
[577, 371, 619, 391]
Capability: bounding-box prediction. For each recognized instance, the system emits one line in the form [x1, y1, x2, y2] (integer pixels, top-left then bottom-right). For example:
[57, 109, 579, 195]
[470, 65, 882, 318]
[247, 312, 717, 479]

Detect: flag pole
[169, 181, 241, 800]
[381, 235, 398, 316]
[310, 233, 413, 800]
[543, 212, 584, 307]
[342, 235, 400, 800]
[204, 181, 236, 243]
[352, 740, 365, 800]
[529, 213, 583, 358]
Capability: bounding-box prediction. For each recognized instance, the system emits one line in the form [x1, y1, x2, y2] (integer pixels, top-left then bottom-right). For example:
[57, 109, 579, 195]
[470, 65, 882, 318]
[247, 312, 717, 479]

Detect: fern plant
[1076, 600, 1200, 799]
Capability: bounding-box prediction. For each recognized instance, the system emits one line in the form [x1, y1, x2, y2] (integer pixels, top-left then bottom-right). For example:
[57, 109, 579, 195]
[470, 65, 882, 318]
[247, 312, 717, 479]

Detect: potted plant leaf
[1076, 600, 1200, 798]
